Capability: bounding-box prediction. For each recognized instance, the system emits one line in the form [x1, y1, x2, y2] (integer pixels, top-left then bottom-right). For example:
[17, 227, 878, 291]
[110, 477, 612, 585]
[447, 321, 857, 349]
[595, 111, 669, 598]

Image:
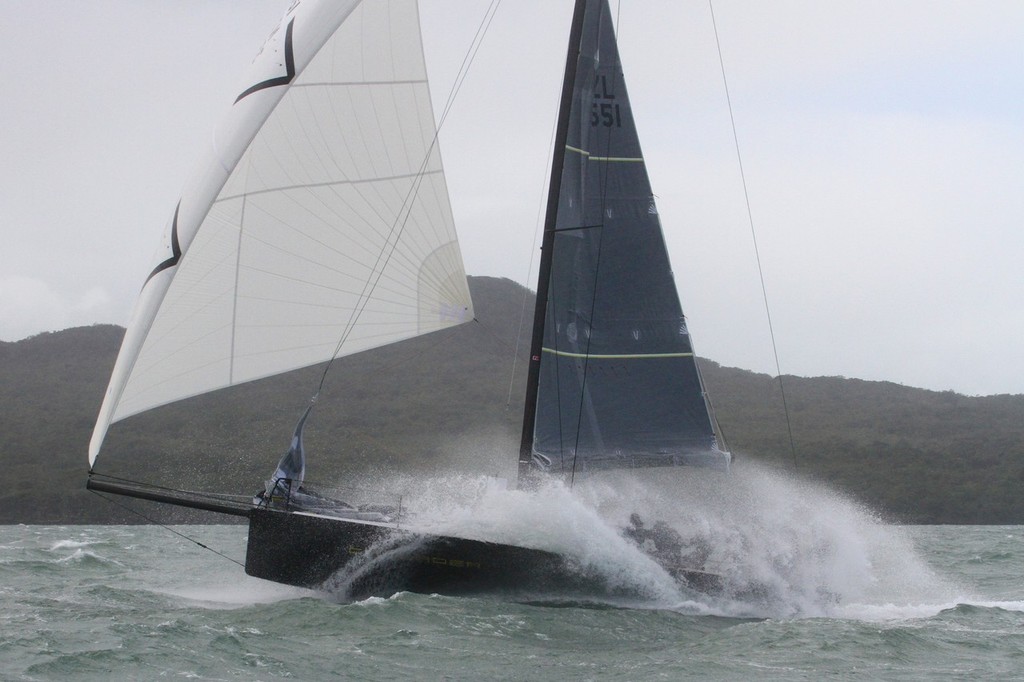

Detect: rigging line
[708, 0, 797, 467]
[88, 489, 245, 569]
[313, 147, 441, 395]
[311, 1, 501, 402]
[570, 0, 622, 488]
[474, 314, 527, 359]
[435, 0, 502, 124]
[404, 0, 501, 257]
[311, 149, 435, 396]
[317, 142, 447, 388]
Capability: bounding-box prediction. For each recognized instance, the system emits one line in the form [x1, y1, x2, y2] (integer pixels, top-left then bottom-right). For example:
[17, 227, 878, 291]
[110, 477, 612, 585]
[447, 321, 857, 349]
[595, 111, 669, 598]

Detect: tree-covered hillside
[699, 365, 1024, 523]
[2, 276, 1022, 524]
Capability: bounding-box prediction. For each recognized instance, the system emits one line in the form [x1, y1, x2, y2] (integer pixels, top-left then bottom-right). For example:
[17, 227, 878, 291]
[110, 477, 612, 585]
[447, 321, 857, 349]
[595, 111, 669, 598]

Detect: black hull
[245, 508, 721, 599]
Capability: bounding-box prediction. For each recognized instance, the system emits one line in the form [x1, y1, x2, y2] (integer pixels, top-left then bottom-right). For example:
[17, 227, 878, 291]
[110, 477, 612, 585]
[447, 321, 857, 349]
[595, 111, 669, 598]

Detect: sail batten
[89, 0, 473, 465]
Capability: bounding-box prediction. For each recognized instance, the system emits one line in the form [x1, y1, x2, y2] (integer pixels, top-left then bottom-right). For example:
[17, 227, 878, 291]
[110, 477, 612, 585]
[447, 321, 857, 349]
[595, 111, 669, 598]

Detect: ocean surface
[3, 472, 1024, 680]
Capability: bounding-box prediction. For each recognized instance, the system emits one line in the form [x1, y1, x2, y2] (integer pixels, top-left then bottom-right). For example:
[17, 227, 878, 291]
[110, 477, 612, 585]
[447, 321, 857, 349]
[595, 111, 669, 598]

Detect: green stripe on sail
[542, 347, 694, 360]
[565, 144, 643, 163]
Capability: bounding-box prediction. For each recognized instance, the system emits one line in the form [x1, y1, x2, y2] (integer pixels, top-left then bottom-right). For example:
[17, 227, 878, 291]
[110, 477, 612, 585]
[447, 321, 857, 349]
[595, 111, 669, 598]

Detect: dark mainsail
[520, 0, 729, 479]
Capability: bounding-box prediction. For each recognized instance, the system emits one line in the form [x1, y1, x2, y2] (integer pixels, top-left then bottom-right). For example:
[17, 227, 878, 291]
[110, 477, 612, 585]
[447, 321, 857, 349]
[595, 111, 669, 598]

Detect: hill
[2, 276, 1023, 524]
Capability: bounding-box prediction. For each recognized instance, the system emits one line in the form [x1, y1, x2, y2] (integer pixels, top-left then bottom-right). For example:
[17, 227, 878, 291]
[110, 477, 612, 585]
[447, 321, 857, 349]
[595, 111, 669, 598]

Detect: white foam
[49, 540, 97, 551]
[966, 599, 1024, 613]
[832, 598, 1024, 623]
[382, 474, 683, 600]
[348, 460, 961, 619]
[351, 594, 396, 607]
[157, 579, 311, 609]
[54, 548, 123, 566]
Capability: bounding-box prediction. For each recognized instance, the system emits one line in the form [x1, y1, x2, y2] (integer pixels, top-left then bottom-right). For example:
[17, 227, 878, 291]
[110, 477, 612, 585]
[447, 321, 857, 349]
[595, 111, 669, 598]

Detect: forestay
[90, 0, 473, 465]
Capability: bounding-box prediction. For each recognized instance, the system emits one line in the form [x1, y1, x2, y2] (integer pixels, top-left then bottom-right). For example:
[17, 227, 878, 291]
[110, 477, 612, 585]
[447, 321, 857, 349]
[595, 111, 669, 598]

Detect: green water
[2, 524, 1022, 680]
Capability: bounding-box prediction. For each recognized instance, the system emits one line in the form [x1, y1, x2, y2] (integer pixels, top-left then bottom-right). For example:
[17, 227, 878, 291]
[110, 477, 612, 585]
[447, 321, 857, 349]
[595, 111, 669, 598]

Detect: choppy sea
[3, 468, 1023, 680]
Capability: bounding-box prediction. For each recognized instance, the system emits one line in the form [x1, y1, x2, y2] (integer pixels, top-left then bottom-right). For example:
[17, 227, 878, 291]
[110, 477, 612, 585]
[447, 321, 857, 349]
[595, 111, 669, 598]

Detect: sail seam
[213, 169, 443, 202]
[229, 191, 248, 384]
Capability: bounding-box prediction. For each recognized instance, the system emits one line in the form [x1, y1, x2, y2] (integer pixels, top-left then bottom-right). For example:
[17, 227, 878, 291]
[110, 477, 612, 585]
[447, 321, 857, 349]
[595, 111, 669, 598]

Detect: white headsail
[90, 0, 474, 466]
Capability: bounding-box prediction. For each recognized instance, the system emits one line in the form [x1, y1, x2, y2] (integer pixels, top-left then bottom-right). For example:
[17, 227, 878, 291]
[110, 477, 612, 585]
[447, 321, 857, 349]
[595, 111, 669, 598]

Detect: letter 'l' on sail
[89, 0, 474, 466]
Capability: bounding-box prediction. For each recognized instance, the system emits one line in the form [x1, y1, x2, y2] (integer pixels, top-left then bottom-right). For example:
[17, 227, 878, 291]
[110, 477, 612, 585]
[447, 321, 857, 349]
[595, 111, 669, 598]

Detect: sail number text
[591, 74, 622, 128]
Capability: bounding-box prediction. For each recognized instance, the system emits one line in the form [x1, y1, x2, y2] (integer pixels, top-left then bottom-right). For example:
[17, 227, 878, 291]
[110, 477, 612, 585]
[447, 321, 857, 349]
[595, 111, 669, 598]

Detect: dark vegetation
[2, 276, 1022, 525]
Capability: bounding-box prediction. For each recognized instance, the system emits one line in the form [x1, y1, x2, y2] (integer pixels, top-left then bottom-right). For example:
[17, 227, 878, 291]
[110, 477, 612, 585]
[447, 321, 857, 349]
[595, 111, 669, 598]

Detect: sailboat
[87, 0, 730, 598]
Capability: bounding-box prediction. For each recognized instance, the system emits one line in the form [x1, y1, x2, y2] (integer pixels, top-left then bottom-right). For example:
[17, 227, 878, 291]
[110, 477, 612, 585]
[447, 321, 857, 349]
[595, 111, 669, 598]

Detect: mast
[518, 0, 590, 482]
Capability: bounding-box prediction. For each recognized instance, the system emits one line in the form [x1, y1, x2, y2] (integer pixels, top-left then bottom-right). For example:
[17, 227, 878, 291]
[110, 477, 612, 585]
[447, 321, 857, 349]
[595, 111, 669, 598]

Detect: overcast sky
[2, 1, 1022, 396]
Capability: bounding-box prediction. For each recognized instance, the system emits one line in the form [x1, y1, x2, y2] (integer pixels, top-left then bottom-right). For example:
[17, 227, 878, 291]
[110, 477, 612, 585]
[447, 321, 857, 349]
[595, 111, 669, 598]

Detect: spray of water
[340, 458, 956, 618]
[575, 461, 957, 617]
